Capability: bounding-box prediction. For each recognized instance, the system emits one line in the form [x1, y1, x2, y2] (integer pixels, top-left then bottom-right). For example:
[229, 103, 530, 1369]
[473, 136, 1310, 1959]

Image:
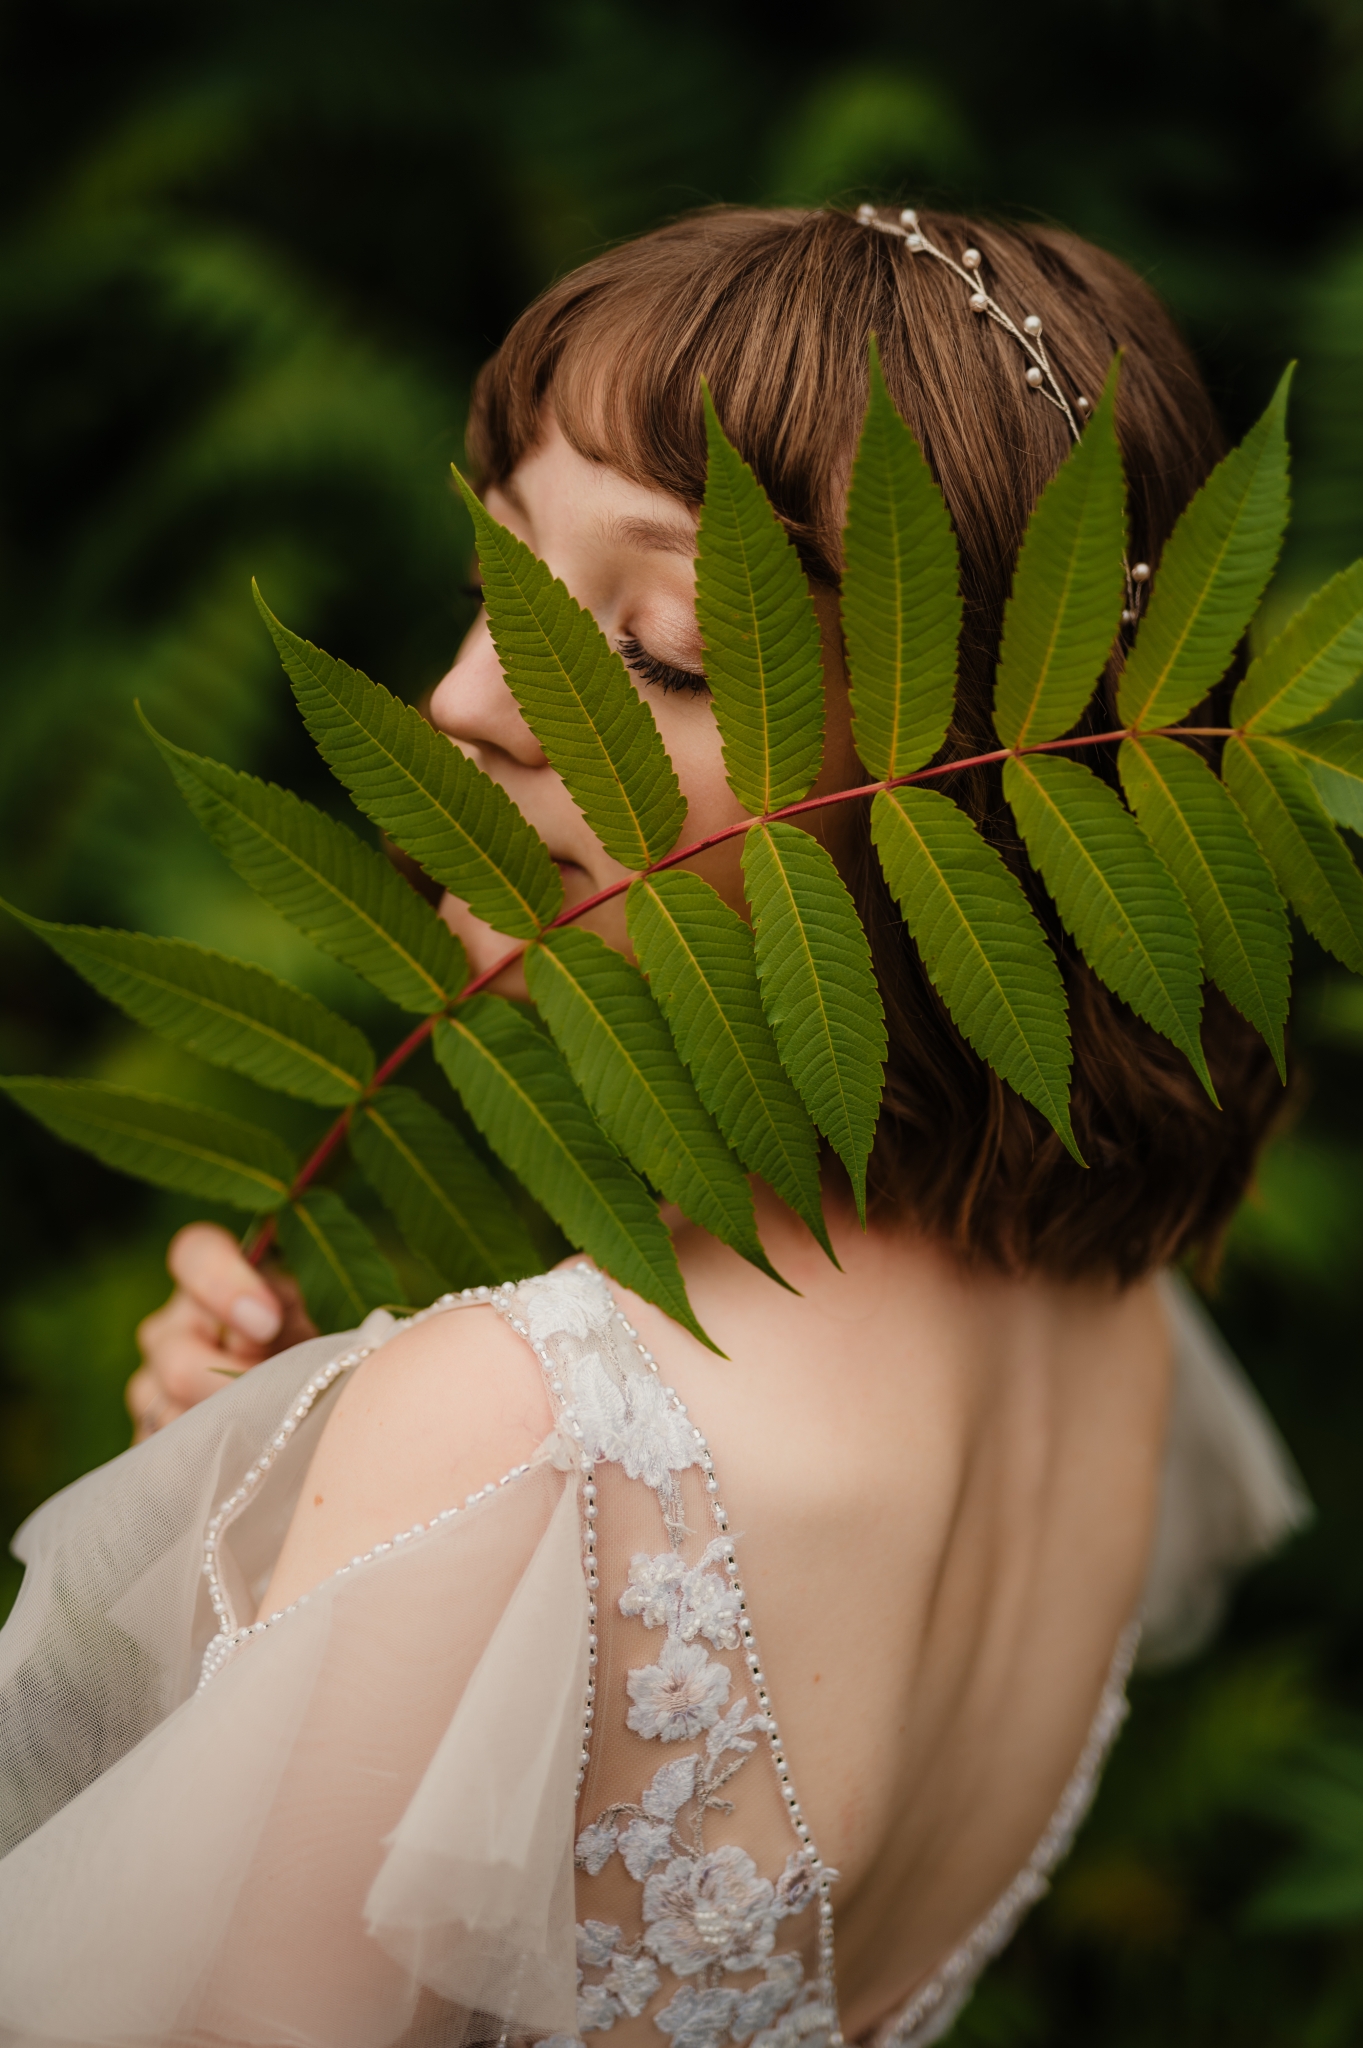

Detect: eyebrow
[602, 512, 698, 558]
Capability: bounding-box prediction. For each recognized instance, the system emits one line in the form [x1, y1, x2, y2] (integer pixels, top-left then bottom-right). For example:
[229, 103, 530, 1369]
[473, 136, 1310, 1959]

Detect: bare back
[616, 1195, 1171, 2035]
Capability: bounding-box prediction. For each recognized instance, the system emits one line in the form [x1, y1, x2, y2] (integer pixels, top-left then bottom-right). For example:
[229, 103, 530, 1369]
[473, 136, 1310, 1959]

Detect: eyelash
[461, 593, 707, 701]
[617, 636, 710, 697]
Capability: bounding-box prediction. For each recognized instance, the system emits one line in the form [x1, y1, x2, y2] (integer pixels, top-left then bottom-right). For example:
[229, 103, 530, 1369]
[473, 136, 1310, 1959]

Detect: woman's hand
[127, 1222, 317, 1440]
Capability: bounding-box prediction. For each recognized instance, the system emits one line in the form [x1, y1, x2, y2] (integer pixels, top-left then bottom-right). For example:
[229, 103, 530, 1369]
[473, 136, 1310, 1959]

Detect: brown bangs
[466, 205, 1284, 1285]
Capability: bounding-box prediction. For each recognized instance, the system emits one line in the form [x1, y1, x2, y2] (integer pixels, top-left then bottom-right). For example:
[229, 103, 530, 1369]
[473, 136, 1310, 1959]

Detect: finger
[266, 1267, 319, 1345]
[168, 1222, 284, 1346]
[125, 1368, 187, 1441]
[142, 1327, 249, 1410]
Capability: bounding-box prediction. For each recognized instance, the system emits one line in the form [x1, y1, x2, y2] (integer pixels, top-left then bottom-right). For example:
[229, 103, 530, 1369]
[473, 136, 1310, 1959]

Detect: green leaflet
[350, 1084, 542, 1287]
[453, 473, 686, 869]
[276, 1187, 401, 1330]
[697, 390, 826, 814]
[1283, 722, 1363, 833]
[1118, 736, 1290, 1076]
[1234, 559, 1363, 732]
[842, 341, 960, 777]
[870, 787, 1079, 1158]
[993, 363, 1126, 747]
[0, 1079, 294, 1210]
[741, 821, 886, 1222]
[1118, 368, 1293, 732]
[1004, 753, 1214, 1096]
[434, 997, 713, 1348]
[525, 927, 782, 1283]
[256, 591, 561, 940]
[143, 714, 468, 1014]
[3, 906, 373, 1106]
[626, 872, 832, 1258]
[1224, 735, 1363, 976]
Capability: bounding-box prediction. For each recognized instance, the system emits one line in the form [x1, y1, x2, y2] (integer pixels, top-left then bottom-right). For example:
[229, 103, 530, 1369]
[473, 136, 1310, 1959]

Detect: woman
[0, 206, 1308, 2047]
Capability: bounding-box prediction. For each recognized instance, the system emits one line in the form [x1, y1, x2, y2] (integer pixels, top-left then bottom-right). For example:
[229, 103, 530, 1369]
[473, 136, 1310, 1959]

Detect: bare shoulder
[259, 1304, 554, 1615]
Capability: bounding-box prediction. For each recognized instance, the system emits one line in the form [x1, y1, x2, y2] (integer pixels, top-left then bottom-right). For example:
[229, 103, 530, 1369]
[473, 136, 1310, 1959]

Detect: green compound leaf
[870, 787, 1079, 1159]
[842, 340, 961, 777]
[453, 474, 686, 869]
[698, 389, 826, 813]
[351, 1085, 542, 1289]
[256, 590, 561, 941]
[741, 821, 887, 1223]
[0, 1079, 294, 1210]
[525, 928, 782, 1284]
[1119, 367, 1293, 732]
[143, 714, 467, 1015]
[2, 907, 373, 1107]
[1234, 560, 1363, 733]
[276, 1187, 401, 1331]
[994, 362, 1126, 747]
[1004, 753, 1213, 1097]
[1224, 734, 1363, 975]
[1118, 736, 1290, 1077]
[1282, 722, 1363, 833]
[626, 871, 832, 1259]
[434, 997, 713, 1348]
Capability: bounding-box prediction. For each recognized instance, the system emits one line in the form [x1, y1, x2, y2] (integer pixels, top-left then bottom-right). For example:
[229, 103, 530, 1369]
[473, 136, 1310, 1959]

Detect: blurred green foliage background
[2, 0, 1363, 2037]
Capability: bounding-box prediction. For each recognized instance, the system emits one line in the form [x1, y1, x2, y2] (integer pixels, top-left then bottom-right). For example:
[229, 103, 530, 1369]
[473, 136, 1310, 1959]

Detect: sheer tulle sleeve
[1139, 1273, 1312, 1668]
[0, 1313, 590, 2048]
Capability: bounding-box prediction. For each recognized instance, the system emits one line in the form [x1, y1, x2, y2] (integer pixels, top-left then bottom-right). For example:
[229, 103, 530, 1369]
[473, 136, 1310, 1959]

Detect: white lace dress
[0, 1267, 1307, 2048]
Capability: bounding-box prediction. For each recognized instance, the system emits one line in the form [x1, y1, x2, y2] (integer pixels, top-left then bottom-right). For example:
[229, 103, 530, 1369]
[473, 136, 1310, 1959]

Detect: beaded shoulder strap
[491, 1265, 845, 2048]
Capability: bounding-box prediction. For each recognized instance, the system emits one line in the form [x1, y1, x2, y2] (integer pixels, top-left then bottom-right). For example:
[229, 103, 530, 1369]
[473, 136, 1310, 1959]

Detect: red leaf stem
[245, 720, 1235, 1267]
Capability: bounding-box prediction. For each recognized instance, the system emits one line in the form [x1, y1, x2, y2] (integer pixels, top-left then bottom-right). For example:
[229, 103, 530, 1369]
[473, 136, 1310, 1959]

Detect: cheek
[662, 704, 743, 835]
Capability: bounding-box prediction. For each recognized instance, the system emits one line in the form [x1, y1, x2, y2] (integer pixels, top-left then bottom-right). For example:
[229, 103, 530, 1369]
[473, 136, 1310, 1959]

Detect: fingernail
[230, 1294, 281, 1343]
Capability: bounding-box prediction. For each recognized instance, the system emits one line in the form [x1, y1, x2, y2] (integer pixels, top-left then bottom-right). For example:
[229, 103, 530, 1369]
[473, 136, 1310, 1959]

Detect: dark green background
[3, 2, 1363, 2037]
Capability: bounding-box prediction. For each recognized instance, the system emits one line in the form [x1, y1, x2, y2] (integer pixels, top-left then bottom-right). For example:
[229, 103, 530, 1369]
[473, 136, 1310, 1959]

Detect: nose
[428, 612, 546, 768]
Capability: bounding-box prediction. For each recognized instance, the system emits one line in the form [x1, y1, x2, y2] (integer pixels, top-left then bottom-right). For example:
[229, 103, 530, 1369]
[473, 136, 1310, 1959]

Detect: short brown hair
[468, 205, 1283, 1283]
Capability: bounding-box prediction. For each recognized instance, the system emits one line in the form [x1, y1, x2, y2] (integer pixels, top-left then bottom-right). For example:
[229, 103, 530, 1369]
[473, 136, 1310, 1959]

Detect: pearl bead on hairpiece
[855, 203, 1083, 440]
[852, 203, 1149, 627]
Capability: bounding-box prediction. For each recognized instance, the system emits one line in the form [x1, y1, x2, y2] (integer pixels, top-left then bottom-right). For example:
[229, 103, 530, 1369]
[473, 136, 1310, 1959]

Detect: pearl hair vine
[853, 203, 1152, 625]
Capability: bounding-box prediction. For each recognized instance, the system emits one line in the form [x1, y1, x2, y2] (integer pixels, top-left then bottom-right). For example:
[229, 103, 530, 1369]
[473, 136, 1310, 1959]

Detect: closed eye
[617, 636, 710, 698]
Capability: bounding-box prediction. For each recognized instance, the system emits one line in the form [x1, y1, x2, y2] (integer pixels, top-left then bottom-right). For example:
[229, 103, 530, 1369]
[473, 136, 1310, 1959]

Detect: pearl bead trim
[196, 1291, 536, 1690]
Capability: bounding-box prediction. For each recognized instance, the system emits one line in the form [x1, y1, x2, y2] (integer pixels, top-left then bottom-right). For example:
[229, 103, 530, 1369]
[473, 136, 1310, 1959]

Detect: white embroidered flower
[520, 1266, 611, 1342]
[677, 1565, 743, 1650]
[616, 1379, 701, 1489]
[628, 1638, 731, 1743]
[575, 1821, 619, 1876]
[604, 1952, 661, 2017]
[620, 1550, 686, 1630]
[569, 1357, 631, 1470]
[642, 1845, 778, 1976]
[577, 1981, 621, 2034]
[577, 1919, 622, 1968]
[642, 1752, 699, 1822]
[772, 1852, 820, 1919]
[654, 1984, 741, 2048]
[751, 1997, 837, 2048]
[732, 1955, 804, 2040]
[706, 1697, 762, 1764]
[619, 1816, 675, 1879]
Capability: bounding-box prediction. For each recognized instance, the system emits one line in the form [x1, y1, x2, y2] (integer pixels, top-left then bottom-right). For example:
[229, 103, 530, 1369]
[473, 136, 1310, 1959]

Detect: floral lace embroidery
[490, 1269, 842, 2048]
